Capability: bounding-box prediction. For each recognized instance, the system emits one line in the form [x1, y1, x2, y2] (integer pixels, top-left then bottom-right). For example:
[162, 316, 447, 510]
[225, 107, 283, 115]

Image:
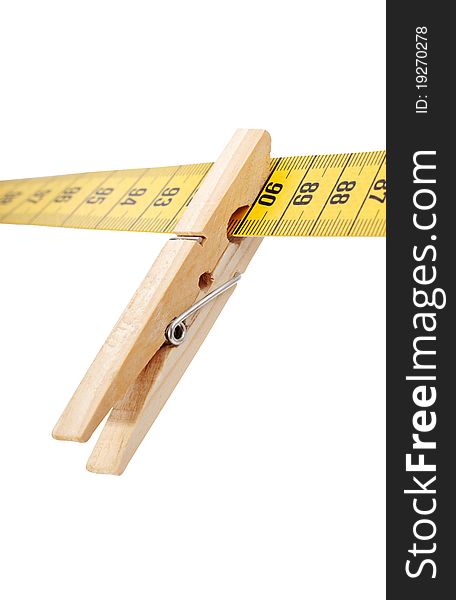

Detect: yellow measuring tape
[0, 150, 385, 237]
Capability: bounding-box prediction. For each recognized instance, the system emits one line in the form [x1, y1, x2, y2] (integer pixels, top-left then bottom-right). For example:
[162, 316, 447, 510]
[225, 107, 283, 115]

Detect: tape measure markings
[230, 156, 284, 237]
[100, 167, 178, 232]
[131, 166, 186, 232]
[65, 169, 152, 230]
[32, 173, 97, 226]
[0, 175, 59, 223]
[0, 176, 56, 223]
[347, 154, 386, 236]
[274, 155, 318, 235]
[308, 153, 354, 236]
[61, 171, 119, 227]
[0, 152, 386, 236]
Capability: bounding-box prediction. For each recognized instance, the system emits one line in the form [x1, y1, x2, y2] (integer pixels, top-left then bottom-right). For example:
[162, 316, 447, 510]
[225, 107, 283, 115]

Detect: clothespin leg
[87, 237, 261, 474]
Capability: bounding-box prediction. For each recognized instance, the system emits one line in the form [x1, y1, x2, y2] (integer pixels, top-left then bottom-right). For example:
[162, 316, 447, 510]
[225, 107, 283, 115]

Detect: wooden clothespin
[52, 128, 271, 474]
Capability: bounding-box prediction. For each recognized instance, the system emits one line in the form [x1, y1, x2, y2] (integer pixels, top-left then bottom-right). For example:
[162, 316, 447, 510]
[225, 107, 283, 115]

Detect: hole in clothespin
[198, 271, 213, 290]
[227, 205, 249, 241]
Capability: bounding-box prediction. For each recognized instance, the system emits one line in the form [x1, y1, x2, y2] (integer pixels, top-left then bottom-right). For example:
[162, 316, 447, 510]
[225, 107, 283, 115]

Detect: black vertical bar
[387, 1, 453, 597]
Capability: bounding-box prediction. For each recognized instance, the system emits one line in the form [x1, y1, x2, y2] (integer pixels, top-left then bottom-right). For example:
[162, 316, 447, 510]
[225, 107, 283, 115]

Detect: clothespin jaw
[52, 129, 271, 474]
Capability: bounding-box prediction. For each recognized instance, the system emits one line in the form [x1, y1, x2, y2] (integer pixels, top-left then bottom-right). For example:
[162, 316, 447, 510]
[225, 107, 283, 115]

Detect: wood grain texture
[52, 128, 270, 471]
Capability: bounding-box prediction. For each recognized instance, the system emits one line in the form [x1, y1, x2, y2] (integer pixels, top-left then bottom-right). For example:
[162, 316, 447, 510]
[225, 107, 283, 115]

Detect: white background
[0, 1, 385, 598]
